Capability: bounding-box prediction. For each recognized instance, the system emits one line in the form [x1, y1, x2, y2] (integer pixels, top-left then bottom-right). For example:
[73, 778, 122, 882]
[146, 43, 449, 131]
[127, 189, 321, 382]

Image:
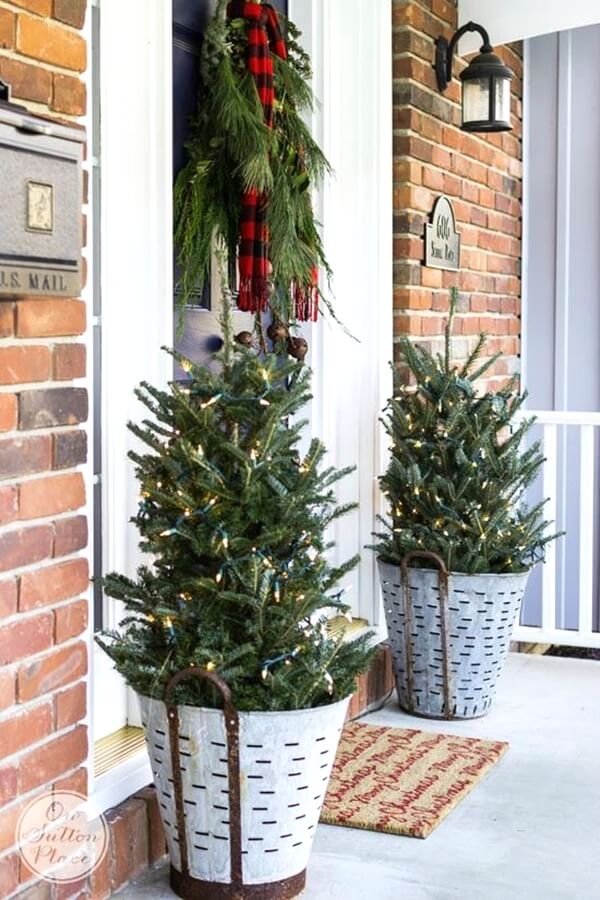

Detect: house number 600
[437, 215, 451, 240]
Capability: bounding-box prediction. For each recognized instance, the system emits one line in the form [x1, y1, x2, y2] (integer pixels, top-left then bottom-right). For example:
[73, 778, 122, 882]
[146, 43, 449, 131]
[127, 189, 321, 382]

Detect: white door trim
[289, 0, 393, 624]
[89, 0, 173, 805]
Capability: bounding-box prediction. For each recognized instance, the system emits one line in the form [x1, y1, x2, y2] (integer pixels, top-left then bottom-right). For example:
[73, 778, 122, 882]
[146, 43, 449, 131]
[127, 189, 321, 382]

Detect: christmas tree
[373, 289, 557, 575]
[97, 286, 373, 711]
[174, 0, 331, 328]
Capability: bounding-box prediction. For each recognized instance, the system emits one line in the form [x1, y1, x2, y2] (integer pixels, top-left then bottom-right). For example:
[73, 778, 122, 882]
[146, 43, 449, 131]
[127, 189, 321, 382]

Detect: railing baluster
[511, 412, 600, 648]
[578, 426, 595, 636]
[542, 423, 558, 633]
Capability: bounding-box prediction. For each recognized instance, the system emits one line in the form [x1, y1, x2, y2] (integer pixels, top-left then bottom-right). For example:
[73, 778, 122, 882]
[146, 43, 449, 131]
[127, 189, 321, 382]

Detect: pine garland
[97, 284, 373, 711]
[174, 1, 332, 326]
[372, 289, 561, 575]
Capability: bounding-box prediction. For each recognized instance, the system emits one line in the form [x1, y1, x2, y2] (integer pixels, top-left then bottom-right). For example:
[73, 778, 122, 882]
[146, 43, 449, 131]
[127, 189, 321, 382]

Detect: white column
[289, 0, 393, 623]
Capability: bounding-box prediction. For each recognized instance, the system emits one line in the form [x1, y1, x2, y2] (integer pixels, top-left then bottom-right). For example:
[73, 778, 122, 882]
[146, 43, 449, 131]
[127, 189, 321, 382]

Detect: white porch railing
[513, 410, 600, 649]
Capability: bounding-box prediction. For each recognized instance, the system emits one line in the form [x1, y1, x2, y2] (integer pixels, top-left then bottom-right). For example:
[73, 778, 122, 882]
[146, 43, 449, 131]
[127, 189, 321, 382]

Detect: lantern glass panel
[494, 76, 511, 124]
[462, 77, 489, 126]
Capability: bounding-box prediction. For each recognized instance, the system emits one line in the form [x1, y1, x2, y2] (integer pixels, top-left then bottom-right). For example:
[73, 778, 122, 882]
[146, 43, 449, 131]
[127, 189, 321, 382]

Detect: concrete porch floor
[117, 653, 600, 900]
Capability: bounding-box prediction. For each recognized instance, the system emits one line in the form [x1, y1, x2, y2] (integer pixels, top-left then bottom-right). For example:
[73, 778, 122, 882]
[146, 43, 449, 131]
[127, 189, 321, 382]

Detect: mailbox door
[0, 111, 83, 298]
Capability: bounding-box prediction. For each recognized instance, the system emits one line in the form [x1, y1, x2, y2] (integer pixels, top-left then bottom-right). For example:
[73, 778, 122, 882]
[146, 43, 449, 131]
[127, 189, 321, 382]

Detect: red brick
[54, 598, 88, 643]
[0, 394, 18, 432]
[431, 145, 451, 168]
[89, 846, 110, 900]
[52, 72, 86, 115]
[396, 314, 422, 336]
[0, 791, 42, 854]
[54, 514, 88, 557]
[19, 473, 86, 520]
[0, 525, 53, 573]
[0, 303, 14, 337]
[394, 288, 431, 311]
[135, 787, 167, 865]
[55, 680, 86, 728]
[53, 765, 87, 795]
[346, 688, 359, 721]
[16, 300, 86, 338]
[471, 207, 487, 228]
[53, 429, 88, 469]
[432, 291, 452, 312]
[0, 485, 18, 525]
[53, 0, 86, 28]
[0, 612, 54, 666]
[432, 0, 455, 23]
[54, 877, 90, 900]
[393, 158, 422, 185]
[0, 8, 15, 48]
[421, 267, 443, 288]
[0, 56, 52, 105]
[19, 558, 89, 611]
[0, 669, 15, 711]
[0, 578, 18, 619]
[18, 640, 87, 701]
[0, 435, 52, 478]
[17, 14, 87, 71]
[11, 0, 52, 13]
[19, 725, 88, 793]
[393, 236, 422, 259]
[0, 346, 51, 385]
[478, 186, 496, 209]
[443, 173, 461, 196]
[19, 387, 88, 430]
[471, 293, 490, 313]
[421, 316, 445, 336]
[106, 799, 149, 891]
[53, 343, 86, 380]
[422, 167, 444, 191]
[356, 668, 367, 715]
[0, 852, 19, 895]
[0, 765, 17, 805]
[0, 702, 53, 758]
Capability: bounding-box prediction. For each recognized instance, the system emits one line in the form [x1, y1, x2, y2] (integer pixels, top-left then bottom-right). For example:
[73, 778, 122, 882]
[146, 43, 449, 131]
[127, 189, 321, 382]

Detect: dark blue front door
[172, 0, 288, 366]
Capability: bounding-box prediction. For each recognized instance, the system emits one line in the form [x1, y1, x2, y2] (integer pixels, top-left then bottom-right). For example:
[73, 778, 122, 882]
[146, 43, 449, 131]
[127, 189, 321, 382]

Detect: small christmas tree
[373, 289, 557, 575]
[97, 288, 373, 711]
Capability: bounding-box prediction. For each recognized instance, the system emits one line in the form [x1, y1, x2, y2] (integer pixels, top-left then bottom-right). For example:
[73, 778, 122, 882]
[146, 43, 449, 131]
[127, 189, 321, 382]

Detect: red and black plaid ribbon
[228, 1, 287, 314]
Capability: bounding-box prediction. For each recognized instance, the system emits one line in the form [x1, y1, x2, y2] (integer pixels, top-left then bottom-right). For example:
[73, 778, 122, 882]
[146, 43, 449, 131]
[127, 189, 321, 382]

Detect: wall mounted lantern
[435, 21, 513, 133]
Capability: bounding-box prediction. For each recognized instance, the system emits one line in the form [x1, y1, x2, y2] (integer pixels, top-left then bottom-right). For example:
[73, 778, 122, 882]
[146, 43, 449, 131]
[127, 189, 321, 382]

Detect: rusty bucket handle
[400, 551, 453, 719]
[164, 668, 243, 889]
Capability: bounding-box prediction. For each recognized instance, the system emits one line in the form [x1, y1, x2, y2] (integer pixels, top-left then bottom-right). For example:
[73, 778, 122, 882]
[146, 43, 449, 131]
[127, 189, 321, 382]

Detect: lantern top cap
[460, 50, 513, 83]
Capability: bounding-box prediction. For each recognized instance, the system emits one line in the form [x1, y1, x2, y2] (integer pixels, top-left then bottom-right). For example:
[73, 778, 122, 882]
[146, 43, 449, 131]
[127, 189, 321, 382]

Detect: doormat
[320, 721, 508, 839]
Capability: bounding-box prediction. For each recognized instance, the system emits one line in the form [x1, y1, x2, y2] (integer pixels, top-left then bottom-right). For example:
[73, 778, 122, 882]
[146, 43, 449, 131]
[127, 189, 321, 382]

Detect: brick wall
[0, 2, 89, 898]
[392, 0, 523, 388]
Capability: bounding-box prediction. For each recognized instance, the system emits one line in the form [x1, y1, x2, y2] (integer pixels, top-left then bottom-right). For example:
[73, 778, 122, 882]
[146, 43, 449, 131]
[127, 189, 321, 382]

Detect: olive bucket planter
[378, 551, 529, 720]
[139, 669, 349, 899]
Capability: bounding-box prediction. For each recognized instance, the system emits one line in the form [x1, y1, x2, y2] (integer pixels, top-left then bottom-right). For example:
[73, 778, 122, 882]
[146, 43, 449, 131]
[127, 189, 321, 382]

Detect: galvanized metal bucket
[378, 551, 529, 720]
[139, 669, 349, 899]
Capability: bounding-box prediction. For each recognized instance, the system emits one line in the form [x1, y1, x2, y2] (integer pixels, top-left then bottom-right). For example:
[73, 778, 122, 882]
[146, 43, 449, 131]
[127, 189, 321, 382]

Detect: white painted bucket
[139, 693, 349, 896]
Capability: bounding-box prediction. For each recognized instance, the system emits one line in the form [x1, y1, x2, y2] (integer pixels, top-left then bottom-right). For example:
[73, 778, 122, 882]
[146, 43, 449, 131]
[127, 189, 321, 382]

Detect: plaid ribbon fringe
[227, 1, 319, 322]
[228, 1, 286, 314]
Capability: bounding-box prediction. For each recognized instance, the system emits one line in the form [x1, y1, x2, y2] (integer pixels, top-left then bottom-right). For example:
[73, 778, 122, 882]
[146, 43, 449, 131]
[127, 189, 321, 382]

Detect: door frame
[89, 0, 393, 811]
[90, 0, 173, 810]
